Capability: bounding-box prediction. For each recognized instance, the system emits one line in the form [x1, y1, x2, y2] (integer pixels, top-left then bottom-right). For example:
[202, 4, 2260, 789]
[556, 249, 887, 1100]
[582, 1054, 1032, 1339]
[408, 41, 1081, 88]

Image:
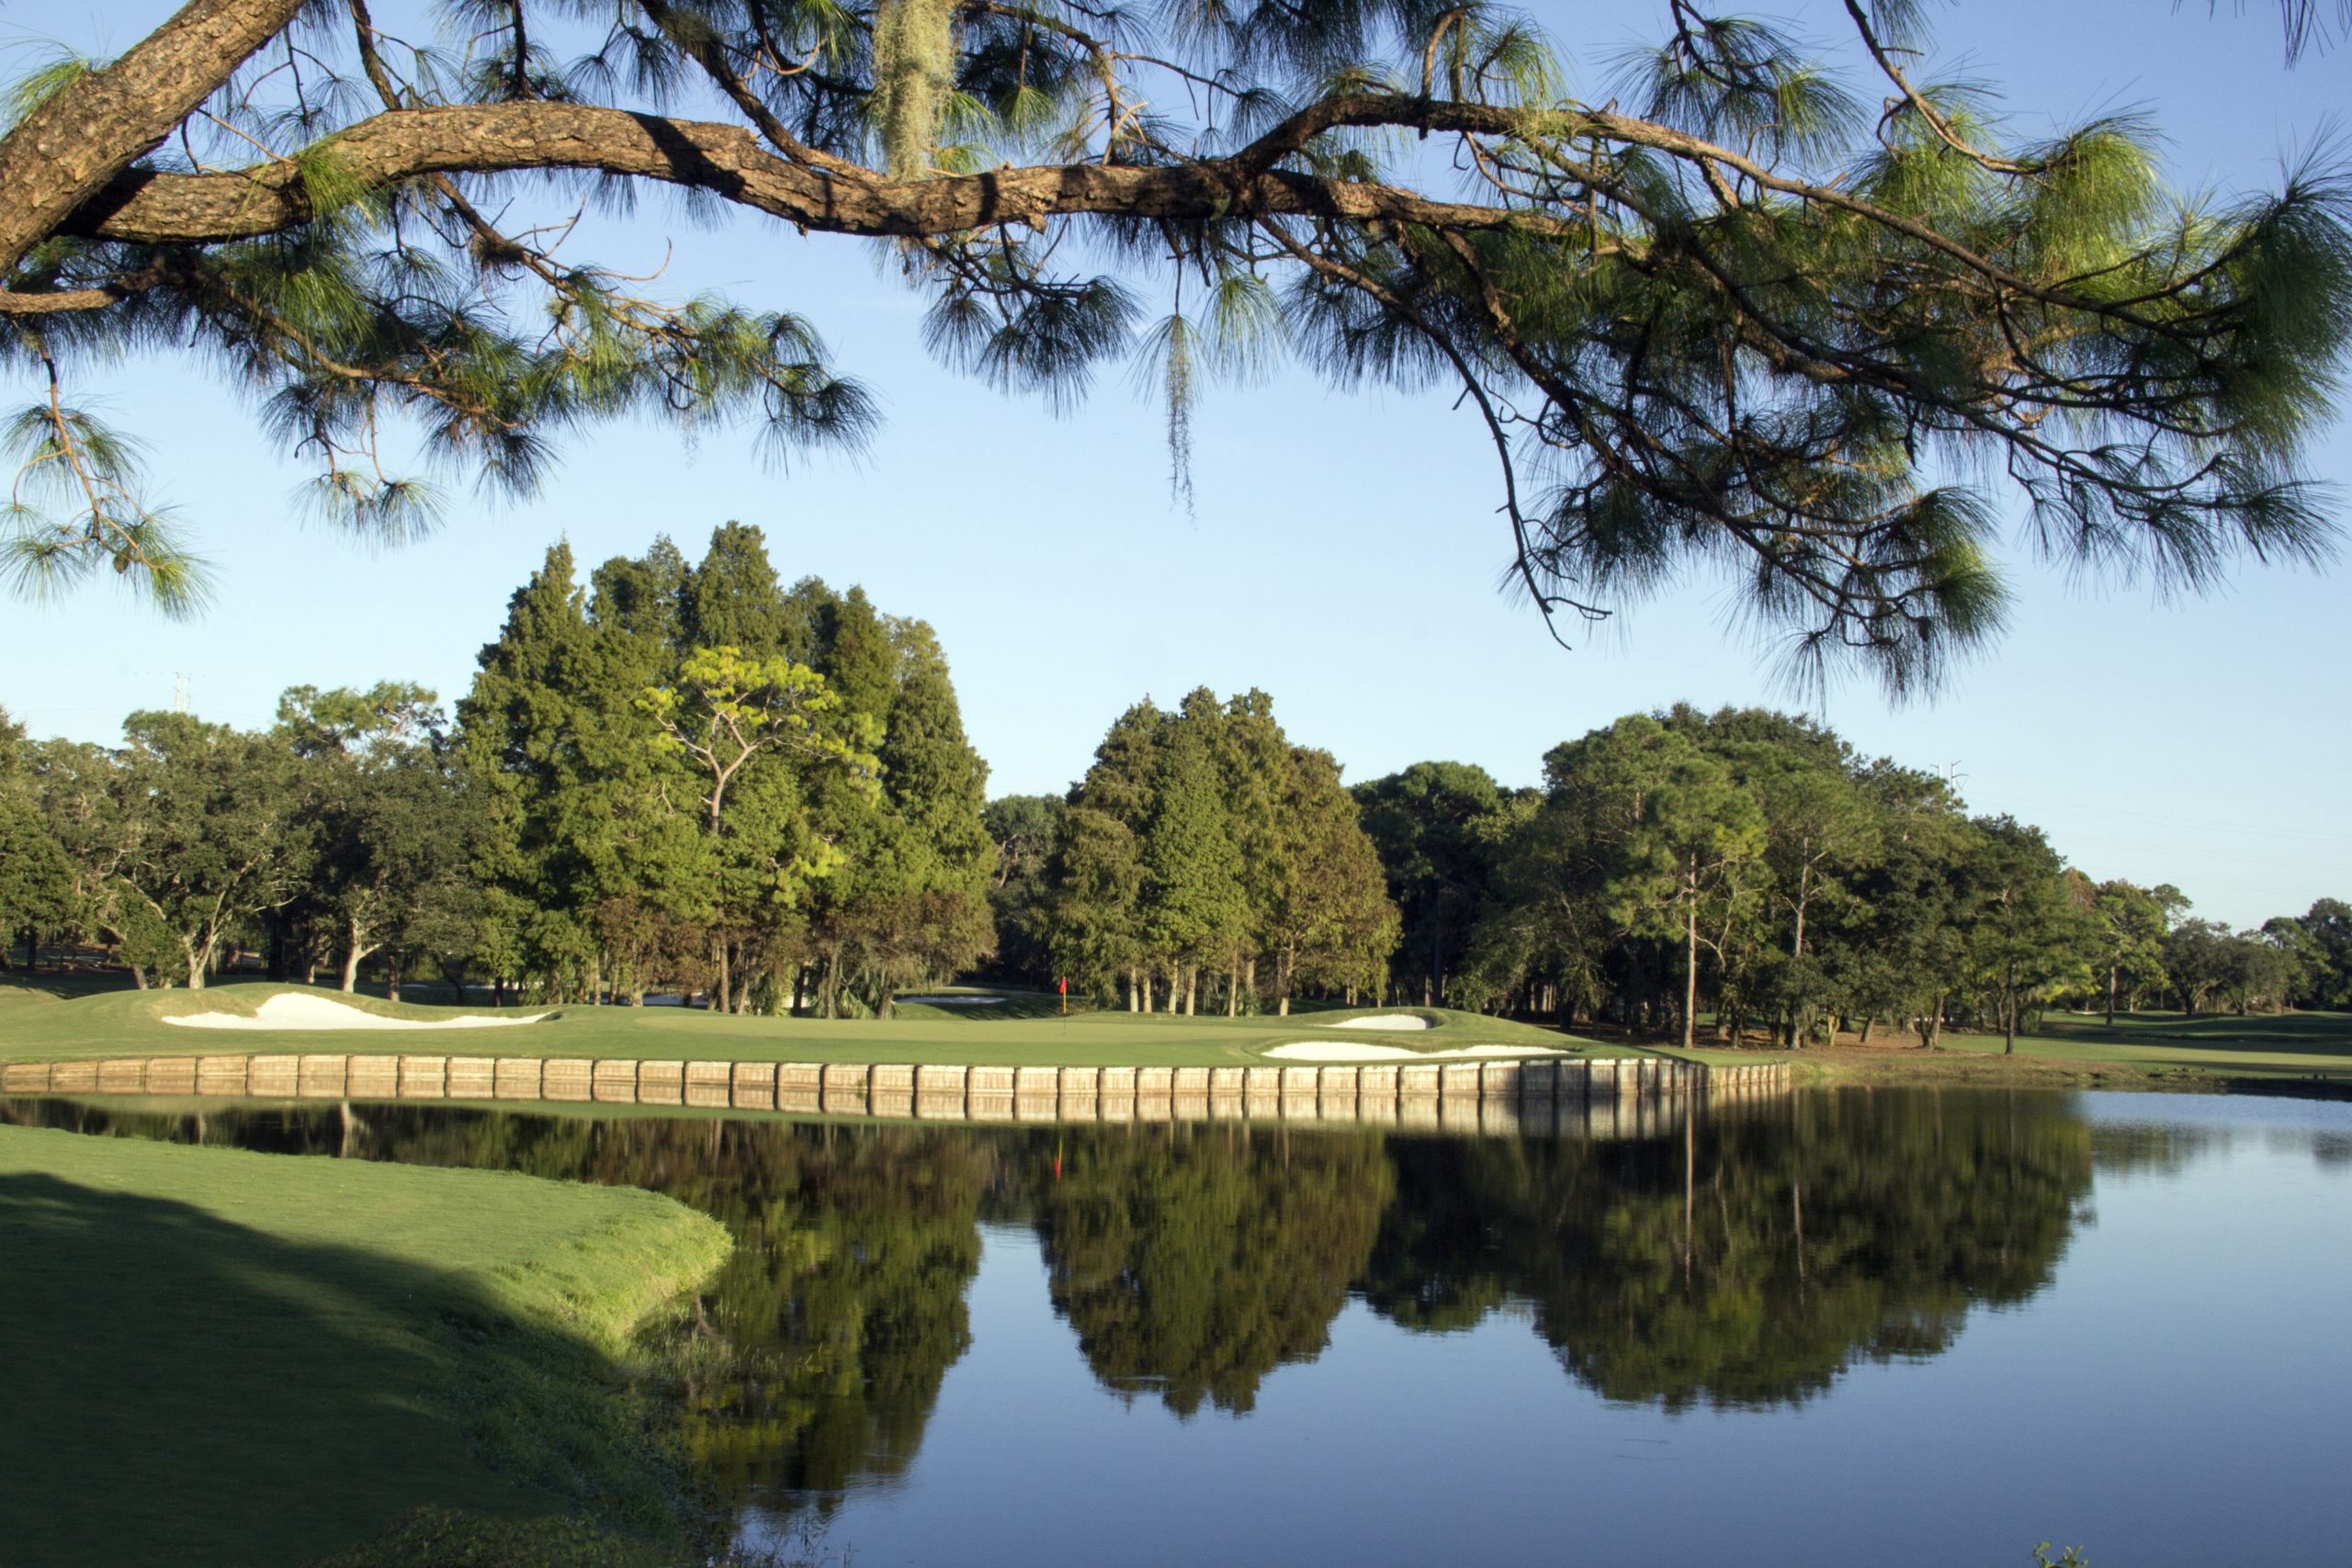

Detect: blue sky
[4, 1, 2347, 927]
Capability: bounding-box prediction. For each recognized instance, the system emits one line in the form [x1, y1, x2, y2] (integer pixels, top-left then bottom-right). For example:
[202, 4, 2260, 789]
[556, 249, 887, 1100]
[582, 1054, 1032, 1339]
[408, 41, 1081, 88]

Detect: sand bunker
[1262, 1042, 1565, 1063]
[897, 996, 1007, 1007]
[1320, 1013, 1432, 1031]
[164, 994, 553, 1031]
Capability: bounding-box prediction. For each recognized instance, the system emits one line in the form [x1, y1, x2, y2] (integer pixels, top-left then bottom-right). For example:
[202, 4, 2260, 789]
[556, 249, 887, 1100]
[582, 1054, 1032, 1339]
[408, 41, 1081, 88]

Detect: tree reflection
[1033, 1123, 1393, 1416]
[6, 1088, 2098, 1463]
[1362, 1089, 2094, 1409]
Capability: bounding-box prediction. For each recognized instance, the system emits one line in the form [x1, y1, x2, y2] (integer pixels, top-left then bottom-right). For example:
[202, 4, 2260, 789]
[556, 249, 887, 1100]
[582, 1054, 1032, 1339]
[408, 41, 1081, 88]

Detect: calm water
[17, 1089, 2352, 1566]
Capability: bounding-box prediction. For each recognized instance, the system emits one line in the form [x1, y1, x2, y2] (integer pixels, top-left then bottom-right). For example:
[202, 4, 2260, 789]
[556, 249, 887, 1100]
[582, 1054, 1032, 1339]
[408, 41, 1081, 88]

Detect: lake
[17, 1087, 2349, 1566]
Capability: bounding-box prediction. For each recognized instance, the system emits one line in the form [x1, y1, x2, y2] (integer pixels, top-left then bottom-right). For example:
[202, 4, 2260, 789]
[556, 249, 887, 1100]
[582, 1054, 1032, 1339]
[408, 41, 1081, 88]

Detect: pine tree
[681, 523, 793, 657]
[1049, 700, 1164, 1009]
[1263, 748, 1400, 1013]
[455, 542, 610, 996]
[1141, 723, 1247, 1017]
[0, 707, 73, 964]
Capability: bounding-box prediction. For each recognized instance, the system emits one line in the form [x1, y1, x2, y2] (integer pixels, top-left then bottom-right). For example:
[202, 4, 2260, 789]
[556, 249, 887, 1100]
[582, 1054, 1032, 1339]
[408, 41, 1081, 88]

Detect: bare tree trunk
[340, 912, 370, 993]
[714, 936, 730, 1013]
[1681, 892, 1698, 1052]
[1226, 953, 1238, 1017]
[1183, 965, 1198, 1017]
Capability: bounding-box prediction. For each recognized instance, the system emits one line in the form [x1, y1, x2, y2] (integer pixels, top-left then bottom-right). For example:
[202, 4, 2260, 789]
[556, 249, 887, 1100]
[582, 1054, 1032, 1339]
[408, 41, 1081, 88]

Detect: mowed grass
[0, 979, 1637, 1066]
[1929, 1010, 2352, 1082]
[0, 1125, 730, 1568]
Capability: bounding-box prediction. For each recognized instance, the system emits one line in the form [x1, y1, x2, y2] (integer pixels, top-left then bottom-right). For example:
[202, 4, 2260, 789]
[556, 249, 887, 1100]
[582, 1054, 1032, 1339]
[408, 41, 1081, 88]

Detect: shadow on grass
[888, 989, 1086, 1022]
[0, 1175, 691, 1568]
[0, 970, 133, 1004]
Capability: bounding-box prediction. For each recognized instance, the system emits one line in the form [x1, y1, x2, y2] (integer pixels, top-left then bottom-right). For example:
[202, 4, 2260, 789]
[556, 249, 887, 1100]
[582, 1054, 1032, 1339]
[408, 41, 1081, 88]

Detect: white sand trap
[1321, 1013, 1432, 1031]
[897, 996, 1006, 1006]
[1263, 1042, 1565, 1063]
[164, 993, 552, 1031]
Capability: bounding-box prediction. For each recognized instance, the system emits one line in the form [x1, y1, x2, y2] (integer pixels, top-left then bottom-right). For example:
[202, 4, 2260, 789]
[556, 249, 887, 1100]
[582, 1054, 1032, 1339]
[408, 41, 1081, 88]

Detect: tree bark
[2004, 964, 2018, 1055]
[1681, 870, 1699, 1053]
[0, 0, 308, 274]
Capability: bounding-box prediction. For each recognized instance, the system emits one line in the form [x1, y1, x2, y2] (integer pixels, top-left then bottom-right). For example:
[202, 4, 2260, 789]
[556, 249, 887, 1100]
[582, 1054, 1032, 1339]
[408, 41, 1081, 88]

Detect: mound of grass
[0, 1126, 730, 1568]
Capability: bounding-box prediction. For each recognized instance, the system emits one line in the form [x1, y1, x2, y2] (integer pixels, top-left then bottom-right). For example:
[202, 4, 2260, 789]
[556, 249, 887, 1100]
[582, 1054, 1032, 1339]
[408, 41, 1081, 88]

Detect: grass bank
[1728, 1010, 2352, 1095]
[0, 1125, 730, 1568]
[0, 980, 1640, 1066]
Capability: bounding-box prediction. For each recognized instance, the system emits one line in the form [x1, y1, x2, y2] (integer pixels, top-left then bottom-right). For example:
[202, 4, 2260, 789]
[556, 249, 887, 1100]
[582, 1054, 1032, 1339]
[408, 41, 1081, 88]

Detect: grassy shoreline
[7, 980, 2342, 1094]
[0, 1124, 730, 1568]
[0, 979, 1680, 1066]
[1662, 1010, 2352, 1098]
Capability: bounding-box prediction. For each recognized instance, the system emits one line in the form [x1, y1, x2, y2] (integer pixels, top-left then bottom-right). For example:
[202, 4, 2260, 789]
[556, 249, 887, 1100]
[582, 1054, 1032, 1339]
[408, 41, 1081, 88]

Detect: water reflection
[1040, 1126, 1394, 1416]
[1364, 1091, 2094, 1409]
[4, 1089, 2096, 1507]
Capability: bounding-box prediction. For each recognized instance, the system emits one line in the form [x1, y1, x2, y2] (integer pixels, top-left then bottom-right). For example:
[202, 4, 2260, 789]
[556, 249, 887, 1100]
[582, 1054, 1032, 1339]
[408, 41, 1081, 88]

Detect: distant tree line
[0, 524, 996, 1014]
[5, 609, 2346, 1032]
[1337, 706, 2350, 1045]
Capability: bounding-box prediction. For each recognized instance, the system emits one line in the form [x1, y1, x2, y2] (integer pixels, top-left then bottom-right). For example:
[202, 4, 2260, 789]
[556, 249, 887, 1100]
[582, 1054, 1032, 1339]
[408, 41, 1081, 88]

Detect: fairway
[0, 1126, 729, 1568]
[1934, 1010, 2352, 1082]
[0, 980, 1637, 1066]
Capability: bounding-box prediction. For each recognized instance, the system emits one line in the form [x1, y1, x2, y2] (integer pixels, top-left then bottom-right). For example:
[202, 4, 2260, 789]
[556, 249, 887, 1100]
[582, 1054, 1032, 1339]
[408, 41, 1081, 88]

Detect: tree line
[977, 703, 2347, 1039]
[1337, 708, 2349, 1045]
[0, 523, 995, 1015]
[4, 578, 2346, 1032]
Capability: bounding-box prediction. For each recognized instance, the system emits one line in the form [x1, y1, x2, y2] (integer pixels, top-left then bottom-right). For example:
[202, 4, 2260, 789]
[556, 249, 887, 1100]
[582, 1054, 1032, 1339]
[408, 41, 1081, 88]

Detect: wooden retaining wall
[0, 1054, 1792, 1132]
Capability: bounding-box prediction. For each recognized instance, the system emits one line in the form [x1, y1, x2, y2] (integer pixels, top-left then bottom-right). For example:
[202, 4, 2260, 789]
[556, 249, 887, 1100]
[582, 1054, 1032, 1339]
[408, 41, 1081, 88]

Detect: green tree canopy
[0, 705, 75, 960]
[31, 710, 308, 987]
[1353, 761, 1512, 1007]
[277, 682, 479, 994]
